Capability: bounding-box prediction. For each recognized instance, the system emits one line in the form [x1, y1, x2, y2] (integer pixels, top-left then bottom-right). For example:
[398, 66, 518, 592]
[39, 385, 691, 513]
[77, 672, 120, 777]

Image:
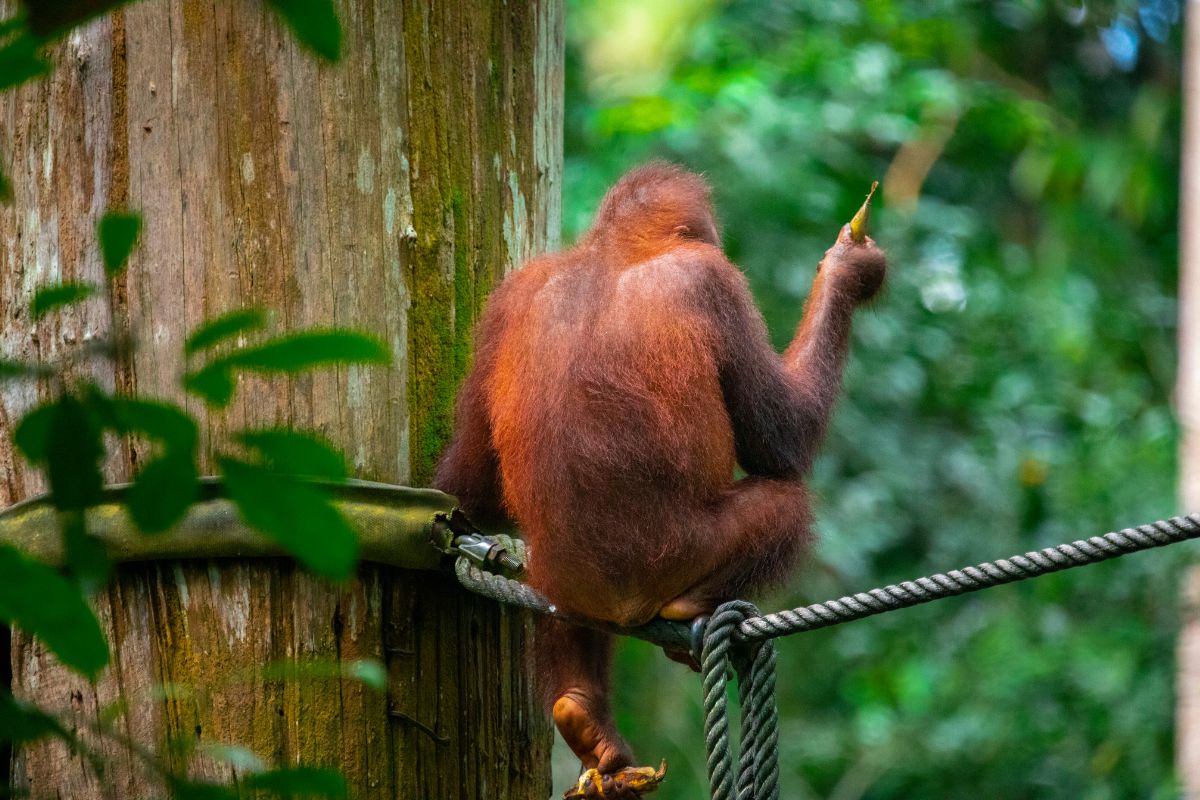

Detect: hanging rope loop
[700, 600, 780, 800]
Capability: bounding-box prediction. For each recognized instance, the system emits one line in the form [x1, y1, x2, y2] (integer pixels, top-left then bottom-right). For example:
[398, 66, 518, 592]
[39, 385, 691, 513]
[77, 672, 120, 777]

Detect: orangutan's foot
[562, 762, 668, 799]
[552, 691, 634, 772]
[659, 594, 715, 622]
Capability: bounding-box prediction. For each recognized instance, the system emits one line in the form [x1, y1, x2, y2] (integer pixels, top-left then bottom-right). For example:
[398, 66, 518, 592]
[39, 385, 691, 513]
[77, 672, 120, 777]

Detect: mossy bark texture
[0, 1, 562, 796]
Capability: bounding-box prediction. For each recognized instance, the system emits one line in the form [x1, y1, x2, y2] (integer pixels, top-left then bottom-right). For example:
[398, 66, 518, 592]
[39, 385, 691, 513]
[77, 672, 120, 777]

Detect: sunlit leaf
[97, 211, 142, 276]
[185, 308, 268, 355]
[0, 543, 108, 676]
[245, 766, 348, 798]
[30, 282, 97, 320]
[266, 0, 342, 61]
[219, 458, 358, 580]
[236, 428, 347, 481]
[221, 330, 391, 373]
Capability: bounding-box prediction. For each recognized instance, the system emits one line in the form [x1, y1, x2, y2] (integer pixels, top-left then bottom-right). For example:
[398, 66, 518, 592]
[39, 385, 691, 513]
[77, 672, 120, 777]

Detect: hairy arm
[697, 229, 886, 479]
[695, 254, 822, 478]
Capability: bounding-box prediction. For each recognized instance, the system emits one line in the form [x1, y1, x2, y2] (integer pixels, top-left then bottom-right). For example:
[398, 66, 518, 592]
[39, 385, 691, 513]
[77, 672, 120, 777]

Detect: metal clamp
[429, 510, 524, 573]
[452, 531, 523, 572]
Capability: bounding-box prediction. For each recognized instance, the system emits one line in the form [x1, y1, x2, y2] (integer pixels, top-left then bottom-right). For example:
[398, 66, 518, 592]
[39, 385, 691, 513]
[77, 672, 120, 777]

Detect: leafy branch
[0, 3, 386, 795]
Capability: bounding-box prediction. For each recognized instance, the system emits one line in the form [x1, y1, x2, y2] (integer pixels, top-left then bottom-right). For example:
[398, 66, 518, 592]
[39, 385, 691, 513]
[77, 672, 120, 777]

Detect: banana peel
[563, 760, 668, 799]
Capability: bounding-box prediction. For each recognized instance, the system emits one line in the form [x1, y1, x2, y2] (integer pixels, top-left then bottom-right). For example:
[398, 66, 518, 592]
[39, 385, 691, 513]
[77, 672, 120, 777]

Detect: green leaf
[30, 282, 97, 320]
[255, 658, 386, 691]
[62, 512, 111, 589]
[0, 163, 12, 203]
[236, 428, 347, 481]
[183, 365, 236, 407]
[221, 330, 391, 373]
[219, 458, 358, 580]
[97, 697, 129, 728]
[244, 766, 348, 798]
[0, 16, 24, 37]
[345, 659, 387, 691]
[0, 358, 50, 381]
[85, 395, 199, 533]
[196, 742, 266, 772]
[0, 691, 70, 745]
[0, 31, 49, 92]
[168, 779, 239, 800]
[185, 308, 268, 355]
[97, 211, 142, 276]
[102, 396, 199, 451]
[185, 330, 388, 408]
[128, 451, 199, 534]
[12, 402, 54, 463]
[0, 543, 108, 676]
[45, 395, 104, 511]
[24, 0, 134, 38]
[150, 682, 194, 702]
[266, 0, 342, 61]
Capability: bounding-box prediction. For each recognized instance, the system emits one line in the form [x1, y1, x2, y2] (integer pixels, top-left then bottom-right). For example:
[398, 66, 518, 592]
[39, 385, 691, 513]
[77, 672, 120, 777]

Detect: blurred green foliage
[563, 0, 1185, 797]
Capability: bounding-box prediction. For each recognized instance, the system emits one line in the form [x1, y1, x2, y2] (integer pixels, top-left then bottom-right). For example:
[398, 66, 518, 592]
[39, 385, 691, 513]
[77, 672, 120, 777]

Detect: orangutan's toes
[562, 762, 669, 799]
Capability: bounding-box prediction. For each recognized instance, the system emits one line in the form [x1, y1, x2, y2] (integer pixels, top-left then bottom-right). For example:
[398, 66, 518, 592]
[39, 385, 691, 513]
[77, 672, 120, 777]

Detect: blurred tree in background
[560, 1, 1184, 797]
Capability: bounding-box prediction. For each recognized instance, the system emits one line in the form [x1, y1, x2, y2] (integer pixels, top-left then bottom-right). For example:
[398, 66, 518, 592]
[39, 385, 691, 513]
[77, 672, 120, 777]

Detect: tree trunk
[1179, 1, 1200, 795]
[0, 1, 562, 797]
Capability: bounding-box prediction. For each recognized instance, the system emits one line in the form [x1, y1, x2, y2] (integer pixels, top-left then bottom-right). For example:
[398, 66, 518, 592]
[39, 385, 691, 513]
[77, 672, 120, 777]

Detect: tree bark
[0, 1, 561, 796]
[1180, 1, 1200, 795]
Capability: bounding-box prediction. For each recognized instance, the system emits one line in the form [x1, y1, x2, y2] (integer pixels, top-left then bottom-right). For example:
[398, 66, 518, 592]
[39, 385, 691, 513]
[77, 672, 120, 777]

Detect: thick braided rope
[739, 640, 779, 800]
[453, 515, 1200, 647]
[452, 539, 694, 650]
[701, 603, 744, 800]
[450, 515, 1200, 800]
[701, 601, 779, 800]
[737, 514, 1200, 643]
[453, 515, 1200, 648]
[453, 536, 558, 616]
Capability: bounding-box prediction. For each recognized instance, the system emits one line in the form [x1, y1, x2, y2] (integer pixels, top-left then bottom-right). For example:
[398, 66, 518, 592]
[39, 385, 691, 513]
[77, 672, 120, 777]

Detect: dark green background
[559, 1, 1186, 797]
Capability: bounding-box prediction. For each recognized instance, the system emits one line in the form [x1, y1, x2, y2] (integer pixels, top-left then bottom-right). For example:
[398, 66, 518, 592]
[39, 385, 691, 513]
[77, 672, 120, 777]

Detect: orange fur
[434, 162, 887, 781]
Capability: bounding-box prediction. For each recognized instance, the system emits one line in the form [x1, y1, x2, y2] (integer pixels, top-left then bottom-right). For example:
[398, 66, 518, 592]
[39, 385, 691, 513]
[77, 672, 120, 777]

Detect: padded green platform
[0, 478, 456, 570]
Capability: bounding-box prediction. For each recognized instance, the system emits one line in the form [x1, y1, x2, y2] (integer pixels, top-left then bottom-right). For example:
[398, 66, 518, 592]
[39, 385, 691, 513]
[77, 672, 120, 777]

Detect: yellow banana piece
[849, 180, 879, 243]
